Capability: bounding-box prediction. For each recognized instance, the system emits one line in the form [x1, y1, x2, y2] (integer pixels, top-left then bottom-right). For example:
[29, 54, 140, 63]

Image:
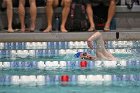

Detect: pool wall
[0, 32, 140, 42]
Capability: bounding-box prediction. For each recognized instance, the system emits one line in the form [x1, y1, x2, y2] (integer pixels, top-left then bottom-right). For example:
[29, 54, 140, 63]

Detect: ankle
[60, 25, 65, 28]
[105, 23, 110, 28]
[30, 26, 35, 31]
[90, 24, 95, 28]
[47, 25, 52, 29]
[30, 24, 35, 29]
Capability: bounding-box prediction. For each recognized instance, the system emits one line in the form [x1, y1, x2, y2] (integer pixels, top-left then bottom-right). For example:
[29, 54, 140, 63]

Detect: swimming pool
[0, 40, 140, 93]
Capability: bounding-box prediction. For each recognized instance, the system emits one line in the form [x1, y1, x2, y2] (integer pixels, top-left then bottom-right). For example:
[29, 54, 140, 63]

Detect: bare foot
[104, 23, 110, 32]
[30, 28, 35, 32]
[8, 30, 14, 33]
[43, 27, 52, 33]
[88, 26, 96, 32]
[61, 30, 67, 33]
[21, 28, 25, 32]
[20, 26, 26, 32]
[30, 23, 35, 32]
[7, 27, 14, 33]
[61, 26, 68, 33]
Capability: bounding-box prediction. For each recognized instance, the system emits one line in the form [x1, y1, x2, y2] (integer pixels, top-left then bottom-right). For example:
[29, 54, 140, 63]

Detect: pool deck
[0, 30, 140, 42]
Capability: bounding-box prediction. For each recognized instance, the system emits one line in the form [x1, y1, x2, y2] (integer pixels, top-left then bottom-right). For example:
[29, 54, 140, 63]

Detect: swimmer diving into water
[75, 31, 116, 61]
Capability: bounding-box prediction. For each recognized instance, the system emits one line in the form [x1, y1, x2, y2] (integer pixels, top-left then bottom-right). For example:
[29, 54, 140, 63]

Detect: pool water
[0, 85, 140, 93]
[0, 41, 140, 93]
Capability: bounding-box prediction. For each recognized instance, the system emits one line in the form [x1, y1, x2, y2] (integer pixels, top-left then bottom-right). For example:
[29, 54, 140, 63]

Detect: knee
[5, 1, 13, 9]
[18, 1, 24, 8]
[110, 0, 116, 5]
[86, 4, 92, 9]
[46, 0, 53, 6]
[63, 0, 71, 7]
[29, 0, 36, 7]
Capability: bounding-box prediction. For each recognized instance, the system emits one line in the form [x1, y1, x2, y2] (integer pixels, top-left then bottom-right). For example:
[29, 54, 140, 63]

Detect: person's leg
[104, 0, 116, 31]
[43, 0, 58, 32]
[86, 3, 96, 32]
[29, 0, 36, 31]
[18, 0, 25, 32]
[4, 0, 14, 32]
[61, 0, 71, 32]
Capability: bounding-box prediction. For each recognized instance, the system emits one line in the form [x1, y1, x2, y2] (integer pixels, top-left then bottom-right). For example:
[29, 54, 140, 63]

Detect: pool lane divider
[0, 48, 135, 60]
[0, 60, 140, 70]
[0, 74, 140, 86]
[0, 41, 139, 50]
